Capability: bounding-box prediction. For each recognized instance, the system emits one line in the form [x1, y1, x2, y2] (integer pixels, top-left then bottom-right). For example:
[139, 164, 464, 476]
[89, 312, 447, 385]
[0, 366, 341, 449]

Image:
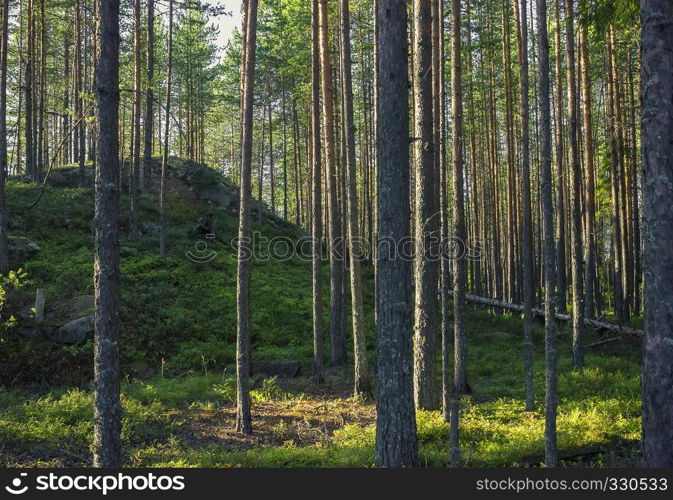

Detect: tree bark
[374, 0, 418, 467]
[340, 0, 369, 398]
[318, 0, 346, 367]
[129, 0, 141, 237]
[310, 0, 324, 384]
[640, 0, 673, 468]
[0, 0, 9, 275]
[579, 20, 597, 321]
[159, 0, 173, 258]
[450, 0, 467, 467]
[142, 0, 154, 192]
[412, 0, 440, 411]
[235, 0, 258, 436]
[563, 0, 584, 368]
[537, 0, 558, 468]
[515, 0, 534, 412]
[93, 0, 122, 468]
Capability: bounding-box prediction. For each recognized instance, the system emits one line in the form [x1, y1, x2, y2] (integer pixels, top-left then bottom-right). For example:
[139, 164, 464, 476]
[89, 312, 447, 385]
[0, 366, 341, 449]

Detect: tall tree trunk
[436, 0, 450, 421]
[340, 0, 369, 398]
[450, 0, 467, 467]
[235, 0, 258, 436]
[25, 0, 34, 181]
[129, 0, 141, 237]
[579, 20, 597, 321]
[318, 0, 346, 366]
[281, 76, 288, 221]
[606, 32, 625, 326]
[515, 0, 534, 412]
[412, 0, 440, 411]
[564, 0, 584, 368]
[36, 0, 45, 181]
[75, 0, 84, 186]
[374, 0, 418, 467]
[537, 0, 558, 467]
[142, 0, 154, 192]
[640, 0, 673, 468]
[553, 0, 566, 313]
[159, 0, 173, 258]
[268, 98, 275, 215]
[93, 0, 121, 468]
[310, 0, 324, 384]
[0, 0, 9, 275]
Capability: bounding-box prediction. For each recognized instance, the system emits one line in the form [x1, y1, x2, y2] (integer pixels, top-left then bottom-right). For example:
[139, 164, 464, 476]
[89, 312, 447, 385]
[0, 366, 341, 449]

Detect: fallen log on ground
[445, 290, 643, 338]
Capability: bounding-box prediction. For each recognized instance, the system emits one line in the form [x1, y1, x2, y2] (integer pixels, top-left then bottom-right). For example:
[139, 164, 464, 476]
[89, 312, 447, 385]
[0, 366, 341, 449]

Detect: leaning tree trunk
[235, 0, 258, 436]
[537, 0, 558, 468]
[93, 0, 122, 468]
[374, 0, 418, 468]
[310, 0, 324, 384]
[640, 0, 673, 468]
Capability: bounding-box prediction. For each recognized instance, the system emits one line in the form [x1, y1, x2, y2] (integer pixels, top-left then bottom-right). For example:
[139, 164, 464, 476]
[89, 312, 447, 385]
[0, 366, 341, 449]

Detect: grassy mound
[0, 158, 642, 467]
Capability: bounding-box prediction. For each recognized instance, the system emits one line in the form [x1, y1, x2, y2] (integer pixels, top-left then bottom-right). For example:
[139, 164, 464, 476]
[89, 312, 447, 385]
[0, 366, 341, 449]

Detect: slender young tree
[450, 0, 467, 467]
[374, 0, 418, 467]
[641, 0, 673, 468]
[159, 0, 173, 258]
[93, 0, 122, 468]
[25, 0, 34, 180]
[537, 0, 558, 467]
[563, 0, 584, 368]
[0, 0, 9, 276]
[310, 0, 324, 384]
[129, 0, 142, 237]
[435, 0, 450, 421]
[75, 0, 84, 185]
[340, 0, 369, 398]
[142, 0, 155, 192]
[412, 0, 440, 411]
[579, 19, 597, 321]
[318, 0, 345, 366]
[515, 0, 534, 411]
[235, 0, 259, 436]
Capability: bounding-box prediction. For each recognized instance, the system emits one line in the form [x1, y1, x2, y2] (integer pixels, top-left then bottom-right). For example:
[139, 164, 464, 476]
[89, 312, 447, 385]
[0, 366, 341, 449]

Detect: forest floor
[0, 159, 644, 467]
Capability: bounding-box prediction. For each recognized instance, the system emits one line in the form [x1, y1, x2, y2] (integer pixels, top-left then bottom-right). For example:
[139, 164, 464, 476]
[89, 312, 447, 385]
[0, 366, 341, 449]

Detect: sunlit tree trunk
[93, 0, 122, 468]
[450, 0, 467, 467]
[310, 0, 324, 384]
[641, 0, 673, 468]
[537, 0, 558, 468]
[235, 0, 259, 436]
[318, 0, 346, 366]
[374, 0, 418, 467]
[412, 0, 440, 411]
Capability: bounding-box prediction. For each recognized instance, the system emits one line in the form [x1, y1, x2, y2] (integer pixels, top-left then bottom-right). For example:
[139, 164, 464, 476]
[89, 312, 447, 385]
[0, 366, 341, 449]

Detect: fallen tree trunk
[445, 290, 643, 338]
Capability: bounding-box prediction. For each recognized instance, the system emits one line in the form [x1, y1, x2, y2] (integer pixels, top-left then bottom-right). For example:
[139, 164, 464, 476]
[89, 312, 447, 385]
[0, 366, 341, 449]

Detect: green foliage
[0, 269, 28, 340]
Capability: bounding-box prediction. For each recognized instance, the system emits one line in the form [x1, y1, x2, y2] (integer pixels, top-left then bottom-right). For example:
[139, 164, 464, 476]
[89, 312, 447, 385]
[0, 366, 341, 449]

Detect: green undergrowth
[0, 317, 641, 467]
[0, 159, 643, 467]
